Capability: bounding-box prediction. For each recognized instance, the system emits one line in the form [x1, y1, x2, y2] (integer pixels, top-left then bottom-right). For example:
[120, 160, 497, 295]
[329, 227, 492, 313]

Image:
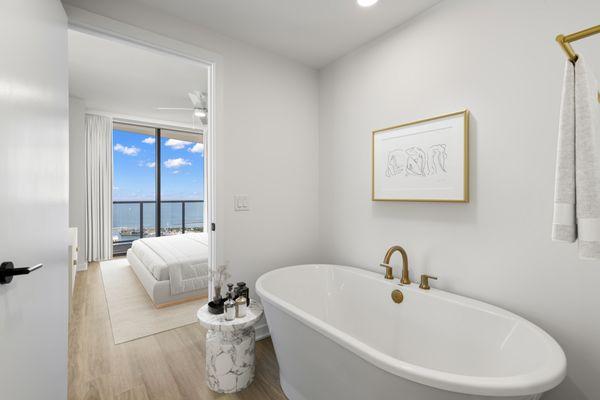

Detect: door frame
[66, 5, 222, 299]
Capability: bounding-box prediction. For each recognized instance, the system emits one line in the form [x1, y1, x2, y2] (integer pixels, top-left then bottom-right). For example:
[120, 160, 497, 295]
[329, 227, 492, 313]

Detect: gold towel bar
[556, 25, 600, 102]
[556, 25, 600, 62]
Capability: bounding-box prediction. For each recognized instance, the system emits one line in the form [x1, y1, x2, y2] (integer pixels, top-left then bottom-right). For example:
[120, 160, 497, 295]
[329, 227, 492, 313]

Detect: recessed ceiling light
[357, 0, 378, 7]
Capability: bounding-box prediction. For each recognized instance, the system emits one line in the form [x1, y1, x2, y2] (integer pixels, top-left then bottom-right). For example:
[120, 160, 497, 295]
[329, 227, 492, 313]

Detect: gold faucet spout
[382, 245, 411, 285]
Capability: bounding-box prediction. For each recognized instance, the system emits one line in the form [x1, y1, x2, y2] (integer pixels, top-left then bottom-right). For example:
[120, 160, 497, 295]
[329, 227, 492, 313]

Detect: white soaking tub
[255, 265, 566, 400]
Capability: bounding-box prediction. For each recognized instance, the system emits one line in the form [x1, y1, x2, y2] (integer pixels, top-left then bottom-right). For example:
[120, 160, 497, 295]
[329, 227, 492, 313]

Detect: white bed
[126, 232, 209, 307]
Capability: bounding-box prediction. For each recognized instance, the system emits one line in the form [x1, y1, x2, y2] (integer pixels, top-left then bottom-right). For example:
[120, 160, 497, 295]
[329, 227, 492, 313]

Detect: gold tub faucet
[380, 245, 411, 284]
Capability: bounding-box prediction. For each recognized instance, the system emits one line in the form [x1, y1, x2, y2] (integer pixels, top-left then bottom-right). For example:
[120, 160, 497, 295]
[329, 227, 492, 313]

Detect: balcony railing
[112, 200, 204, 251]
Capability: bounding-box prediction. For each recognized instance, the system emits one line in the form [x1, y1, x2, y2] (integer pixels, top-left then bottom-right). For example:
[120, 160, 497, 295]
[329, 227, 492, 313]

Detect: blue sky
[113, 129, 204, 201]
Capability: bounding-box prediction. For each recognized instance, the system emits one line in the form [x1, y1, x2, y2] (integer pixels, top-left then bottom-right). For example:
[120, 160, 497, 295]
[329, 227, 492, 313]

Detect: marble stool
[197, 300, 264, 393]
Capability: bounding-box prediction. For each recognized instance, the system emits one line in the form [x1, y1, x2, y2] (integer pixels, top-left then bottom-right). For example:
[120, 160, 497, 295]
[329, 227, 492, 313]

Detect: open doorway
[111, 123, 206, 254]
[68, 27, 215, 341]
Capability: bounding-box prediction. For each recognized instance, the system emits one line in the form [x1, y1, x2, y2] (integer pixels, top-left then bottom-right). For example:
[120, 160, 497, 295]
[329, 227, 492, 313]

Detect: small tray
[207, 300, 224, 315]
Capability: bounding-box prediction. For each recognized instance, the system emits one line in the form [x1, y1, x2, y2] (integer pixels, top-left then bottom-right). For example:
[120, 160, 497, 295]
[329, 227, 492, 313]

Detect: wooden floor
[69, 262, 287, 400]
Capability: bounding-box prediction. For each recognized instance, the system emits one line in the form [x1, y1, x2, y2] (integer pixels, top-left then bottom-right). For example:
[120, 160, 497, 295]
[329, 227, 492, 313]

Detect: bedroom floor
[68, 262, 287, 400]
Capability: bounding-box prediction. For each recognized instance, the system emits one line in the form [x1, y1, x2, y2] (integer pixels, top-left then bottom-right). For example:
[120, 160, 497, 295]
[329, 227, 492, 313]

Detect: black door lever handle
[0, 262, 43, 284]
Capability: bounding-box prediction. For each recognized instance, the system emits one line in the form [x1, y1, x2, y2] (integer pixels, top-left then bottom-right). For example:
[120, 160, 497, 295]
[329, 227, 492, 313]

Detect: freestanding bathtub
[255, 265, 566, 400]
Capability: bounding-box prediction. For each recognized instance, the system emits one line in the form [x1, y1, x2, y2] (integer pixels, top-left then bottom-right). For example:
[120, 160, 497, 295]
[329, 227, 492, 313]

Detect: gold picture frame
[372, 110, 469, 202]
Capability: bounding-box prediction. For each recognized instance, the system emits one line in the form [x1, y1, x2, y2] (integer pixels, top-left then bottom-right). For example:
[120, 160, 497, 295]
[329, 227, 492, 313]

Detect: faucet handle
[419, 274, 437, 290]
[380, 263, 393, 280]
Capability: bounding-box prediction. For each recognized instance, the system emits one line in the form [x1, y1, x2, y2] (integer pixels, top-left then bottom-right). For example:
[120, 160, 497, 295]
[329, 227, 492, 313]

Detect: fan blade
[156, 107, 194, 111]
[188, 91, 201, 107]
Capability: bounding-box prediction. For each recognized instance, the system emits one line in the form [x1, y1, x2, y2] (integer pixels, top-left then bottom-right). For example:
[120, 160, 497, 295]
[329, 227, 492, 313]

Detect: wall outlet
[234, 195, 250, 211]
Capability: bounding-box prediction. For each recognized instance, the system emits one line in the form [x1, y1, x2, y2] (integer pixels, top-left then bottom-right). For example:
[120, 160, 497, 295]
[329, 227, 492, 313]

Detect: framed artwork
[372, 110, 469, 202]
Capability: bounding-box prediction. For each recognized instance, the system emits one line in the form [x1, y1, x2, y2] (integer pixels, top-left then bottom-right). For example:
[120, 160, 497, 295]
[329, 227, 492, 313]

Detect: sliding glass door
[112, 124, 156, 254]
[112, 123, 204, 254]
[159, 129, 204, 236]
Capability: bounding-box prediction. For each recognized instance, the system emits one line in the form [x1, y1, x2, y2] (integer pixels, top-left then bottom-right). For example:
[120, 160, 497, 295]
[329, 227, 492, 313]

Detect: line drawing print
[385, 144, 448, 178]
[405, 147, 428, 177]
[428, 144, 447, 174]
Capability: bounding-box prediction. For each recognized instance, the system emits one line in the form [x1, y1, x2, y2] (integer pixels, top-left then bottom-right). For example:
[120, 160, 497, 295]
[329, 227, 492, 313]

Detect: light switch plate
[234, 195, 250, 211]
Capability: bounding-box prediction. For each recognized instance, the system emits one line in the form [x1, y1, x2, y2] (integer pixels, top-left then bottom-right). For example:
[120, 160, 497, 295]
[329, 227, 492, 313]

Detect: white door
[0, 1, 69, 399]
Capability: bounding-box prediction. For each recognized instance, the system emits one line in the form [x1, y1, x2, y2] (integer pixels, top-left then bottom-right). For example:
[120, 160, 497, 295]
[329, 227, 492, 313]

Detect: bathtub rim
[255, 264, 567, 397]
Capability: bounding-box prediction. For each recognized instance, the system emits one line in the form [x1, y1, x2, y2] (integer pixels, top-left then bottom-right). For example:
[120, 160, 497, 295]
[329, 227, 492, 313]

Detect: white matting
[100, 258, 207, 344]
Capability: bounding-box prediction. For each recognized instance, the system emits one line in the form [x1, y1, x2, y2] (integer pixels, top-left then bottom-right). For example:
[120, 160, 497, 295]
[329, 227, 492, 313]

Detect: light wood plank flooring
[69, 262, 287, 400]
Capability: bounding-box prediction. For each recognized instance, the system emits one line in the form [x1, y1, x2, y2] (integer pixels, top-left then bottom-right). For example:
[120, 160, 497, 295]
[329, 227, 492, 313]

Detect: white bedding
[130, 233, 209, 295]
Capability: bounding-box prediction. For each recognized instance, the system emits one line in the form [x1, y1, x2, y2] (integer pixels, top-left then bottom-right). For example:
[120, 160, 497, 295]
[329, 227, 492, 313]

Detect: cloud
[165, 139, 190, 150]
[189, 143, 204, 153]
[164, 158, 191, 168]
[172, 170, 180, 175]
[114, 143, 140, 156]
[137, 160, 155, 168]
[142, 137, 156, 144]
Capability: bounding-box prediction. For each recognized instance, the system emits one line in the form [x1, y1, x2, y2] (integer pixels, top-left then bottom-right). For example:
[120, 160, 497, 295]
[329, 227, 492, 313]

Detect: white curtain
[85, 114, 113, 261]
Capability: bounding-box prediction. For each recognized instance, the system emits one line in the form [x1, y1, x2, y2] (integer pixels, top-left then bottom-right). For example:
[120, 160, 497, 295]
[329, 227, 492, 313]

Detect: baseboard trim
[255, 320, 270, 341]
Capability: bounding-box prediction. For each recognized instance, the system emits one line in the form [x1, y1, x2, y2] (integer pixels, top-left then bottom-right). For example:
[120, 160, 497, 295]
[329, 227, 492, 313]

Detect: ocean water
[113, 201, 203, 237]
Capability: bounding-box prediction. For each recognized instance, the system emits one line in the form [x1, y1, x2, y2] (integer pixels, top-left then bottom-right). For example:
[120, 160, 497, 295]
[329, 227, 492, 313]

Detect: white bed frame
[127, 249, 208, 308]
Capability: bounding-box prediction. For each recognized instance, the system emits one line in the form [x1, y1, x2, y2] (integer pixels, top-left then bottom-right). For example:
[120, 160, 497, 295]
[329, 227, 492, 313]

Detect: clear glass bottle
[224, 283, 236, 321]
[235, 292, 247, 318]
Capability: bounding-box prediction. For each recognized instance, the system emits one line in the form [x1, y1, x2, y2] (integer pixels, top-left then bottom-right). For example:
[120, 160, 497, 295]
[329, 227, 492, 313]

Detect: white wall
[62, 0, 320, 301]
[69, 96, 87, 270]
[319, 1, 600, 399]
[0, 0, 69, 399]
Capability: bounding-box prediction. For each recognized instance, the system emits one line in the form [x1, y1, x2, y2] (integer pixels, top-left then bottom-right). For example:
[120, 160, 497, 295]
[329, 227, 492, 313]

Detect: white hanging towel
[553, 57, 600, 259]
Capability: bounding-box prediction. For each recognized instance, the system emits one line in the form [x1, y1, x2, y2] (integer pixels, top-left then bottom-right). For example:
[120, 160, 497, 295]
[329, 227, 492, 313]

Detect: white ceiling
[68, 29, 209, 125]
[128, 0, 442, 68]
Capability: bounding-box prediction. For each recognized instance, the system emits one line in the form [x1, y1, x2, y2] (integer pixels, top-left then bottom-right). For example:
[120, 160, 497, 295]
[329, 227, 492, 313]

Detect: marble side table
[197, 300, 264, 393]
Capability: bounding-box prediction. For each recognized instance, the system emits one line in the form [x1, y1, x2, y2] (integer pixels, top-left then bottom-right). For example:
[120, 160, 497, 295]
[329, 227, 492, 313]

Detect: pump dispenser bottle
[224, 283, 236, 321]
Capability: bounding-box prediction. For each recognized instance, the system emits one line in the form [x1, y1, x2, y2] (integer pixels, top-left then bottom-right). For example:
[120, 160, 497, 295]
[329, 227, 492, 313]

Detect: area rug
[100, 258, 207, 344]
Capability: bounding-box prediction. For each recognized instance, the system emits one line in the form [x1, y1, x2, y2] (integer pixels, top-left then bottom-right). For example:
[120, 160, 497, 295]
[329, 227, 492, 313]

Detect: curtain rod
[556, 25, 600, 62]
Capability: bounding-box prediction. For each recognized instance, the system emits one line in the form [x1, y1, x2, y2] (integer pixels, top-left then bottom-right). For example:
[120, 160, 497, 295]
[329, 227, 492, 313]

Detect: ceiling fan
[156, 90, 208, 129]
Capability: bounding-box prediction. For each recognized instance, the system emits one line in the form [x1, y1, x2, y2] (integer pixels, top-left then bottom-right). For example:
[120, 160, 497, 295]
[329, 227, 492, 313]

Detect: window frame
[112, 122, 205, 255]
